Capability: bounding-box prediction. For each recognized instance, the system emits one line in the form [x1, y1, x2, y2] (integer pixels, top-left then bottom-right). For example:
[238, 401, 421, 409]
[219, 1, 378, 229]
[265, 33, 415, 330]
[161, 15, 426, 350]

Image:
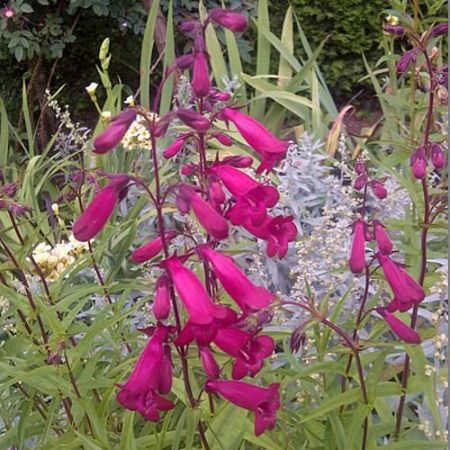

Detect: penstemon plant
[72, 8, 296, 446]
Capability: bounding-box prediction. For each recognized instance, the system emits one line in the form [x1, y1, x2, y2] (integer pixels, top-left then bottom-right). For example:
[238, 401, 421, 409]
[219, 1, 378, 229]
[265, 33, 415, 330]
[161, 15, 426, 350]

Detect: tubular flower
[199, 346, 220, 379]
[178, 184, 229, 240]
[211, 164, 279, 226]
[410, 147, 427, 179]
[177, 108, 210, 133]
[221, 155, 253, 168]
[163, 136, 188, 159]
[348, 220, 366, 274]
[131, 231, 177, 263]
[373, 220, 393, 254]
[116, 325, 175, 421]
[396, 49, 417, 73]
[153, 275, 171, 320]
[221, 107, 288, 173]
[93, 109, 136, 154]
[191, 52, 211, 98]
[165, 256, 228, 325]
[197, 246, 275, 311]
[244, 215, 297, 258]
[370, 180, 388, 199]
[378, 253, 425, 310]
[205, 380, 280, 436]
[431, 23, 448, 36]
[209, 8, 248, 33]
[377, 308, 421, 344]
[73, 176, 130, 242]
[430, 143, 445, 169]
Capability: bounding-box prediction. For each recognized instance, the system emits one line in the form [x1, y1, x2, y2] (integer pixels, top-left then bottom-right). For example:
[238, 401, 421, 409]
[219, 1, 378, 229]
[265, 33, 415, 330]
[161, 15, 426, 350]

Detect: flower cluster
[73, 8, 294, 437]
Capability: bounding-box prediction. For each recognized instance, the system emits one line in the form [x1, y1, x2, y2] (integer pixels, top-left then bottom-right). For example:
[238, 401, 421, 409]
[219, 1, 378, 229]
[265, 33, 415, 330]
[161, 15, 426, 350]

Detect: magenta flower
[373, 220, 393, 254]
[1, 5, 14, 19]
[199, 346, 220, 379]
[410, 147, 427, 179]
[163, 136, 188, 159]
[354, 174, 367, 191]
[208, 180, 226, 205]
[431, 23, 448, 37]
[192, 52, 211, 98]
[348, 220, 366, 274]
[396, 49, 417, 73]
[384, 24, 405, 35]
[93, 109, 136, 154]
[221, 155, 253, 168]
[153, 275, 171, 320]
[213, 133, 233, 146]
[209, 8, 248, 33]
[197, 246, 275, 311]
[377, 308, 421, 344]
[430, 143, 445, 169]
[211, 164, 279, 226]
[174, 54, 195, 70]
[116, 325, 175, 421]
[165, 256, 228, 325]
[378, 253, 425, 309]
[221, 108, 288, 173]
[205, 380, 280, 436]
[73, 176, 130, 242]
[178, 184, 229, 240]
[244, 215, 297, 258]
[370, 180, 388, 199]
[131, 231, 177, 263]
[177, 109, 210, 132]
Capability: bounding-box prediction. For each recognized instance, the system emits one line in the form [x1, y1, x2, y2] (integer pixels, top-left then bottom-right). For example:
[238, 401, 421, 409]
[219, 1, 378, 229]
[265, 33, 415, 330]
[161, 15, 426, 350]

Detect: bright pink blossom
[373, 220, 393, 254]
[209, 8, 248, 33]
[430, 143, 445, 169]
[197, 246, 275, 310]
[378, 253, 425, 310]
[199, 346, 220, 379]
[163, 136, 188, 159]
[221, 155, 253, 168]
[348, 220, 366, 274]
[244, 215, 297, 258]
[165, 256, 228, 325]
[354, 174, 367, 191]
[213, 133, 233, 146]
[396, 49, 417, 73]
[177, 109, 210, 132]
[73, 176, 129, 242]
[93, 109, 136, 154]
[208, 180, 226, 205]
[370, 180, 388, 199]
[131, 231, 177, 263]
[116, 325, 174, 421]
[221, 108, 288, 173]
[410, 147, 427, 179]
[192, 52, 210, 98]
[205, 380, 280, 436]
[377, 308, 421, 344]
[153, 275, 171, 320]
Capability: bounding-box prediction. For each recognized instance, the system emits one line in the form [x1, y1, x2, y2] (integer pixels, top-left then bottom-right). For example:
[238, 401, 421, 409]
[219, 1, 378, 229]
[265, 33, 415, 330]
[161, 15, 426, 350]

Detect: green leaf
[119, 411, 137, 450]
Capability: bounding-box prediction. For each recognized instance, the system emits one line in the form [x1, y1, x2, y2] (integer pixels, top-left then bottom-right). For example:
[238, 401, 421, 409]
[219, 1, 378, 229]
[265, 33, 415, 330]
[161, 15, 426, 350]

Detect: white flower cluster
[30, 235, 88, 282]
[121, 114, 158, 151]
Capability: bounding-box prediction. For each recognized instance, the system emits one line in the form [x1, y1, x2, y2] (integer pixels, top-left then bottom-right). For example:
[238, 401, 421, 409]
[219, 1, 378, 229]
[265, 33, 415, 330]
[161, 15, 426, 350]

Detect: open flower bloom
[373, 220, 393, 254]
[221, 108, 288, 173]
[376, 308, 421, 344]
[73, 176, 130, 242]
[131, 231, 177, 263]
[116, 325, 174, 421]
[153, 275, 171, 320]
[244, 215, 297, 258]
[191, 52, 210, 98]
[165, 256, 228, 325]
[178, 184, 229, 240]
[211, 164, 279, 226]
[209, 8, 248, 32]
[93, 109, 136, 154]
[378, 253, 425, 310]
[205, 380, 280, 436]
[197, 246, 275, 310]
[348, 220, 366, 274]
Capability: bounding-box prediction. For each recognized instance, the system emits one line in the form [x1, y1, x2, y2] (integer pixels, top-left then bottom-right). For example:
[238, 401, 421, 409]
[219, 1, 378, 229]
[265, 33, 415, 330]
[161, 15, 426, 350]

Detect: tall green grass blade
[0, 97, 9, 166]
[22, 80, 34, 156]
[278, 6, 295, 88]
[224, 29, 247, 107]
[159, 0, 175, 115]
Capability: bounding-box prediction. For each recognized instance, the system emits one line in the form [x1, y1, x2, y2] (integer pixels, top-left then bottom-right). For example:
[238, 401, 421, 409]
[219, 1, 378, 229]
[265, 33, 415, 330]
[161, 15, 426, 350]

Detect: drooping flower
[93, 109, 136, 154]
[165, 256, 228, 325]
[163, 136, 189, 159]
[410, 146, 427, 179]
[131, 231, 177, 263]
[177, 184, 229, 240]
[244, 215, 297, 258]
[197, 246, 275, 311]
[213, 133, 233, 146]
[378, 253, 425, 310]
[205, 380, 280, 436]
[370, 180, 388, 199]
[431, 23, 448, 37]
[396, 49, 417, 73]
[116, 325, 175, 421]
[430, 143, 445, 169]
[211, 164, 279, 226]
[376, 308, 421, 344]
[354, 174, 367, 191]
[153, 275, 171, 320]
[199, 346, 220, 379]
[177, 109, 210, 133]
[384, 24, 405, 35]
[373, 220, 393, 254]
[191, 52, 211, 98]
[208, 180, 226, 205]
[221, 108, 288, 173]
[73, 176, 130, 242]
[348, 220, 366, 274]
[209, 8, 248, 33]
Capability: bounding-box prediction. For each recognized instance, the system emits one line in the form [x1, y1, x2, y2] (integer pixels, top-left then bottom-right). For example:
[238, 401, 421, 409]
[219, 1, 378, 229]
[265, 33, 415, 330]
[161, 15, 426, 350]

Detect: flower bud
[177, 108, 210, 132]
[373, 220, 393, 254]
[209, 89, 232, 101]
[85, 82, 99, 96]
[377, 308, 421, 344]
[213, 133, 233, 146]
[396, 49, 416, 73]
[355, 161, 366, 174]
[430, 143, 445, 169]
[354, 174, 367, 191]
[384, 24, 405, 36]
[192, 52, 211, 98]
[370, 180, 388, 199]
[1, 182, 17, 198]
[208, 181, 226, 204]
[410, 147, 427, 179]
[431, 23, 448, 37]
[209, 8, 248, 33]
[221, 155, 253, 168]
[163, 136, 188, 159]
[175, 54, 195, 71]
[199, 346, 220, 379]
[181, 163, 198, 176]
[153, 275, 171, 320]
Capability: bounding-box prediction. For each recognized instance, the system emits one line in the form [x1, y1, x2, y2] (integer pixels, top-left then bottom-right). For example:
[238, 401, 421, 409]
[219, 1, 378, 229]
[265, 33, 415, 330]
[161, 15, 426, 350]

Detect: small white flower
[51, 203, 59, 215]
[85, 82, 99, 96]
[124, 95, 135, 106]
[101, 111, 112, 121]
